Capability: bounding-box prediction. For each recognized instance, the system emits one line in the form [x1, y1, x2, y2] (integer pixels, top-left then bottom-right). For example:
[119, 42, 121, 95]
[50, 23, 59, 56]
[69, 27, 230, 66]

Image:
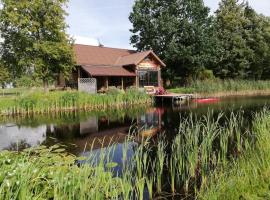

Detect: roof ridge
[74, 43, 136, 52]
[83, 64, 123, 67]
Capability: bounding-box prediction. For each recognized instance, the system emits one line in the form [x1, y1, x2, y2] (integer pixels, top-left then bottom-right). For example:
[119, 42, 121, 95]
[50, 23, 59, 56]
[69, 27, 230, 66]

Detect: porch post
[106, 77, 109, 89]
[158, 68, 161, 87]
[135, 70, 139, 88]
[121, 77, 124, 90]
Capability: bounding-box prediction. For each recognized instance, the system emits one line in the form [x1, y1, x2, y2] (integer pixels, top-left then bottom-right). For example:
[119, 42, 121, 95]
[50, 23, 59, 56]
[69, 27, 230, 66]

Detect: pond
[1, 96, 270, 199]
[0, 96, 270, 154]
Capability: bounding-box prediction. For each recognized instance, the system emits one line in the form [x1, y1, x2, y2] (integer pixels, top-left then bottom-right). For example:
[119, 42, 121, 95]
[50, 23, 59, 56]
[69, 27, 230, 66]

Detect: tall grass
[0, 109, 269, 199]
[169, 79, 270, 95]
[198, 108, 270, 200]
[0, 89, 152, 115]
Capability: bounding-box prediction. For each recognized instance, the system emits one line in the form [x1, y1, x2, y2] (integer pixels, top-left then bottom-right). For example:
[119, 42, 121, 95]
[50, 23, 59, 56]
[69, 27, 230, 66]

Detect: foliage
[198, 109, 270, 199]
[130, 0, 219, 81]
[0, 0, 75, 90]
[130, 0, 270, 81]
[213, 0, 270, 79]
[0, 64, 10, 88]
[14, 75, 43, 88]
[169, 79, 270, 94]
[0, 145, 123, 199]
[106, 86, 124, 95]
[0, 89, 152, 115]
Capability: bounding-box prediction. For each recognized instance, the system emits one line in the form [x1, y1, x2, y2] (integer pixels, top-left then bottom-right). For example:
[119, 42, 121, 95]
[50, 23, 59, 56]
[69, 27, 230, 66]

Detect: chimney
[98, 39, 104, 47]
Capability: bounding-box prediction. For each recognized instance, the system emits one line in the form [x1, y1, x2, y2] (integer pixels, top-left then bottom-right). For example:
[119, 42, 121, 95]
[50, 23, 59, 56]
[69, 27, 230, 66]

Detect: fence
[78, 78, 97, 94]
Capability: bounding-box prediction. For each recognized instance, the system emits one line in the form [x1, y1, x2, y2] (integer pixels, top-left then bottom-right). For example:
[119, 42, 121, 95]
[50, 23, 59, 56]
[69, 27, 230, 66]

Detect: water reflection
[0, 96, 270, 154]
[0, 124, 46, 151]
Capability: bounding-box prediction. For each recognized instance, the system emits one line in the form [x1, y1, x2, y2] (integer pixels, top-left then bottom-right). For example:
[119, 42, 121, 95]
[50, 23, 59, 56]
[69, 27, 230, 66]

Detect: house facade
[59, 44, 166, 92]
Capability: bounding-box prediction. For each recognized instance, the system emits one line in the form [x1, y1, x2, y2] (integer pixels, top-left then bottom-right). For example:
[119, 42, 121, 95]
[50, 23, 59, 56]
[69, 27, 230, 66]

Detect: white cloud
[73, 35, 99, 46]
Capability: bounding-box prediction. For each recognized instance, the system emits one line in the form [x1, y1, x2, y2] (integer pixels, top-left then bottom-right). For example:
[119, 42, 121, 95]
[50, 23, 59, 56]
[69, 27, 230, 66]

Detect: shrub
[106, 86, 124, 95]
[15, 75, 43, 88]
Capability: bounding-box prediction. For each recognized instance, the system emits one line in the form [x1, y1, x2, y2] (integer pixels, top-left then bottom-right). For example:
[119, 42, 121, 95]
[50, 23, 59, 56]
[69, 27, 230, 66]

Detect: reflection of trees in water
[5, 140, 32, 151]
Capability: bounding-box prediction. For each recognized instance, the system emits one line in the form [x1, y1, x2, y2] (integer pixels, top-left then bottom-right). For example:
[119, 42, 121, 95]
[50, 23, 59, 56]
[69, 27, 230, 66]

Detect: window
[138, 70, 159, 87]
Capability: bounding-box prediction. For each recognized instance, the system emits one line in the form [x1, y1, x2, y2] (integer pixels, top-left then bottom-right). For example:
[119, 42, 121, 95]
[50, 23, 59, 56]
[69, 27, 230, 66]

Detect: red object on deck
[193, 98, 220, 103]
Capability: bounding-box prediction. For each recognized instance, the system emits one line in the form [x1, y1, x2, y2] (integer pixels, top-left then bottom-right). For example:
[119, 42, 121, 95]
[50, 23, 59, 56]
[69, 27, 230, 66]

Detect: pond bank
[198, 109, 270, 200]
[169, 79, 270, 98]
[196, 89, 270, 98]
[0, 89, 152, 116]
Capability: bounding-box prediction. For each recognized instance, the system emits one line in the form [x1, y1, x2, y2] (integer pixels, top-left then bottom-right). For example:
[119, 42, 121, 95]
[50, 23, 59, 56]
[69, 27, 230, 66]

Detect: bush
[106, 86, 124, 95]
[15, 76, 43, 88]
[197, 69, 216, 81]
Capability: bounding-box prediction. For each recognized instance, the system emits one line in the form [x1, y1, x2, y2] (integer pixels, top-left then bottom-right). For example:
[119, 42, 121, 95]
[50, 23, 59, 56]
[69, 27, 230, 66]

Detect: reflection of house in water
[80, 117, 98, 136]
[45, 108, 165, 155]
[45, 115, 132, 154]
[137, 108, 164, 138]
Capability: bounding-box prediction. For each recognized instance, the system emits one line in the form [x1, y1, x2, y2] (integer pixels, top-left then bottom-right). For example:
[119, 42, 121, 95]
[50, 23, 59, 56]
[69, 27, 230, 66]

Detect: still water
[0, 96, 270, 155]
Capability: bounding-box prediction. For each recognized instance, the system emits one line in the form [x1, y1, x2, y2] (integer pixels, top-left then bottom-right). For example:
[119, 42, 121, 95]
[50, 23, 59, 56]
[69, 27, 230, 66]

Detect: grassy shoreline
[169, 79, 270, 98]
[0, 89, 152, 116]
[198, 109, 270, 199]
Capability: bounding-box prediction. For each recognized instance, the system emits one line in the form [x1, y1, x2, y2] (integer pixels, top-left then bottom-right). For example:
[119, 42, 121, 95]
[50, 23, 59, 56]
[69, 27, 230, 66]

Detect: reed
[198, 108, 270, 200]
[169, 79, 270, 97]
[0, 89, 152, 116]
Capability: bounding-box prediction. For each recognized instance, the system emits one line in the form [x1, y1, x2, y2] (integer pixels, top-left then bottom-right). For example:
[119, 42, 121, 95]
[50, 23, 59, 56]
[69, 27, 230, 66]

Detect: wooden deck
[154, 93, 194, 105]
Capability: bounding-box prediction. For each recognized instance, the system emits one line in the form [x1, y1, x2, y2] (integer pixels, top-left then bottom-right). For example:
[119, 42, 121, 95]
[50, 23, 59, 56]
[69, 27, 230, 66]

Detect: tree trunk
[43, 79, 49, 93]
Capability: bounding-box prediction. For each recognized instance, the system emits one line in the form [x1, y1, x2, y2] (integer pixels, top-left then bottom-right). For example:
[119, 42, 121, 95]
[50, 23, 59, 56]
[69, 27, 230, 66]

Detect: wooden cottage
[58, 44, 166, 92]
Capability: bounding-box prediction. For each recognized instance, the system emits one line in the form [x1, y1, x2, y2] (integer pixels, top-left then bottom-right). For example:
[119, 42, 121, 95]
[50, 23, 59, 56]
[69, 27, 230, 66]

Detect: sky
[66, 0, 270, 49]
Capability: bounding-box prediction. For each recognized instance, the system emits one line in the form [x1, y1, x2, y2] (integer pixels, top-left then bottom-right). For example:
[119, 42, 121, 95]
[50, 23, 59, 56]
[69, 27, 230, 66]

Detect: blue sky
[66, 0, 270, 49]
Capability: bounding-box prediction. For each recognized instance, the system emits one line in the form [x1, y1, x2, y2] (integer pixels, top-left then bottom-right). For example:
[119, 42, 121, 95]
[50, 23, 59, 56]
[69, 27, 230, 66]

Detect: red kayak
[193, 98, 220, 103]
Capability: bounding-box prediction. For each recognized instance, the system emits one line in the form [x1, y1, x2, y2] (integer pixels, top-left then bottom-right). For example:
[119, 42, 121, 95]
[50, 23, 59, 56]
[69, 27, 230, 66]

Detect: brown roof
[116, 50, 166, 67]
[74, 44, 165, 77]
[81, 65, 136, 77]
[74, 44, 136, 66]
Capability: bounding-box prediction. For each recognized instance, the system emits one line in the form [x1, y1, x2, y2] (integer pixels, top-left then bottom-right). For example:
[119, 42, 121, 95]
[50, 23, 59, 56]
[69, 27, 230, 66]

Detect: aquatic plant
[0, 90, 152, 115]
[0, 109, 269, 199]
[198, 108, 270, 200]
[169, 79, 270, 96]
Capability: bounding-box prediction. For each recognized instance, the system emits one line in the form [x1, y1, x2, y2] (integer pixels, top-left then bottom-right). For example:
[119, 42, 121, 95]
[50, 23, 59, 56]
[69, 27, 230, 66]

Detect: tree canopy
[130, 0, 270, 83]
[130, 0, 218, 82]
[0, 64, 9, 88]
[0, 0, 75, 90]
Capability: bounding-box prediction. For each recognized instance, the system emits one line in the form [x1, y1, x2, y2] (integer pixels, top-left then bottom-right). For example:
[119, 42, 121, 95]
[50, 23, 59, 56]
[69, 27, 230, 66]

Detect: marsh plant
[169, 79, 270, 95]
[0, 109, 269, 199]
[0, 89, 152, 115]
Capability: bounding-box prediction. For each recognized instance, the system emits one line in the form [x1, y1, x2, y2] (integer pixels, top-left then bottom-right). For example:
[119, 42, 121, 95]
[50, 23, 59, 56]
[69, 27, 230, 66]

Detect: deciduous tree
[0, 0, 75, 91]
[130, 0, 219, 83]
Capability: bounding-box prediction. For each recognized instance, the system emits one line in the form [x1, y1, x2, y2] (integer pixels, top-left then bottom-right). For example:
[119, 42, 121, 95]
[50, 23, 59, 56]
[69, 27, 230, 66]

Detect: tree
[0, 0, 75, 91]
[243, 6, 270, 79]
[214, 0, 254, 78]
[213, 0, 270, 79]
[130, 0, 219, 83]
[0, 64, 9, 88]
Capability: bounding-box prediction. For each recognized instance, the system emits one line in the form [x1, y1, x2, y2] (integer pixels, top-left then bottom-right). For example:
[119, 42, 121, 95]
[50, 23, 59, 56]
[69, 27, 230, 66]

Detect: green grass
[0, 109, 269, 199]
[168, 79, 270, 95]
[0, 145, 127, 199]
[198, 109, 270, 200]
[0, 88, 152, 115]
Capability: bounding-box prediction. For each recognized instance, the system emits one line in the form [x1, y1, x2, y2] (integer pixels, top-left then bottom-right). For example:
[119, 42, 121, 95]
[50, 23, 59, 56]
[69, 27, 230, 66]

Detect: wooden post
[158, 68, 161, 87]
[121, 77, 124, 90]
[106, 77, 109, 90]
[135, 70, 139, 88]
